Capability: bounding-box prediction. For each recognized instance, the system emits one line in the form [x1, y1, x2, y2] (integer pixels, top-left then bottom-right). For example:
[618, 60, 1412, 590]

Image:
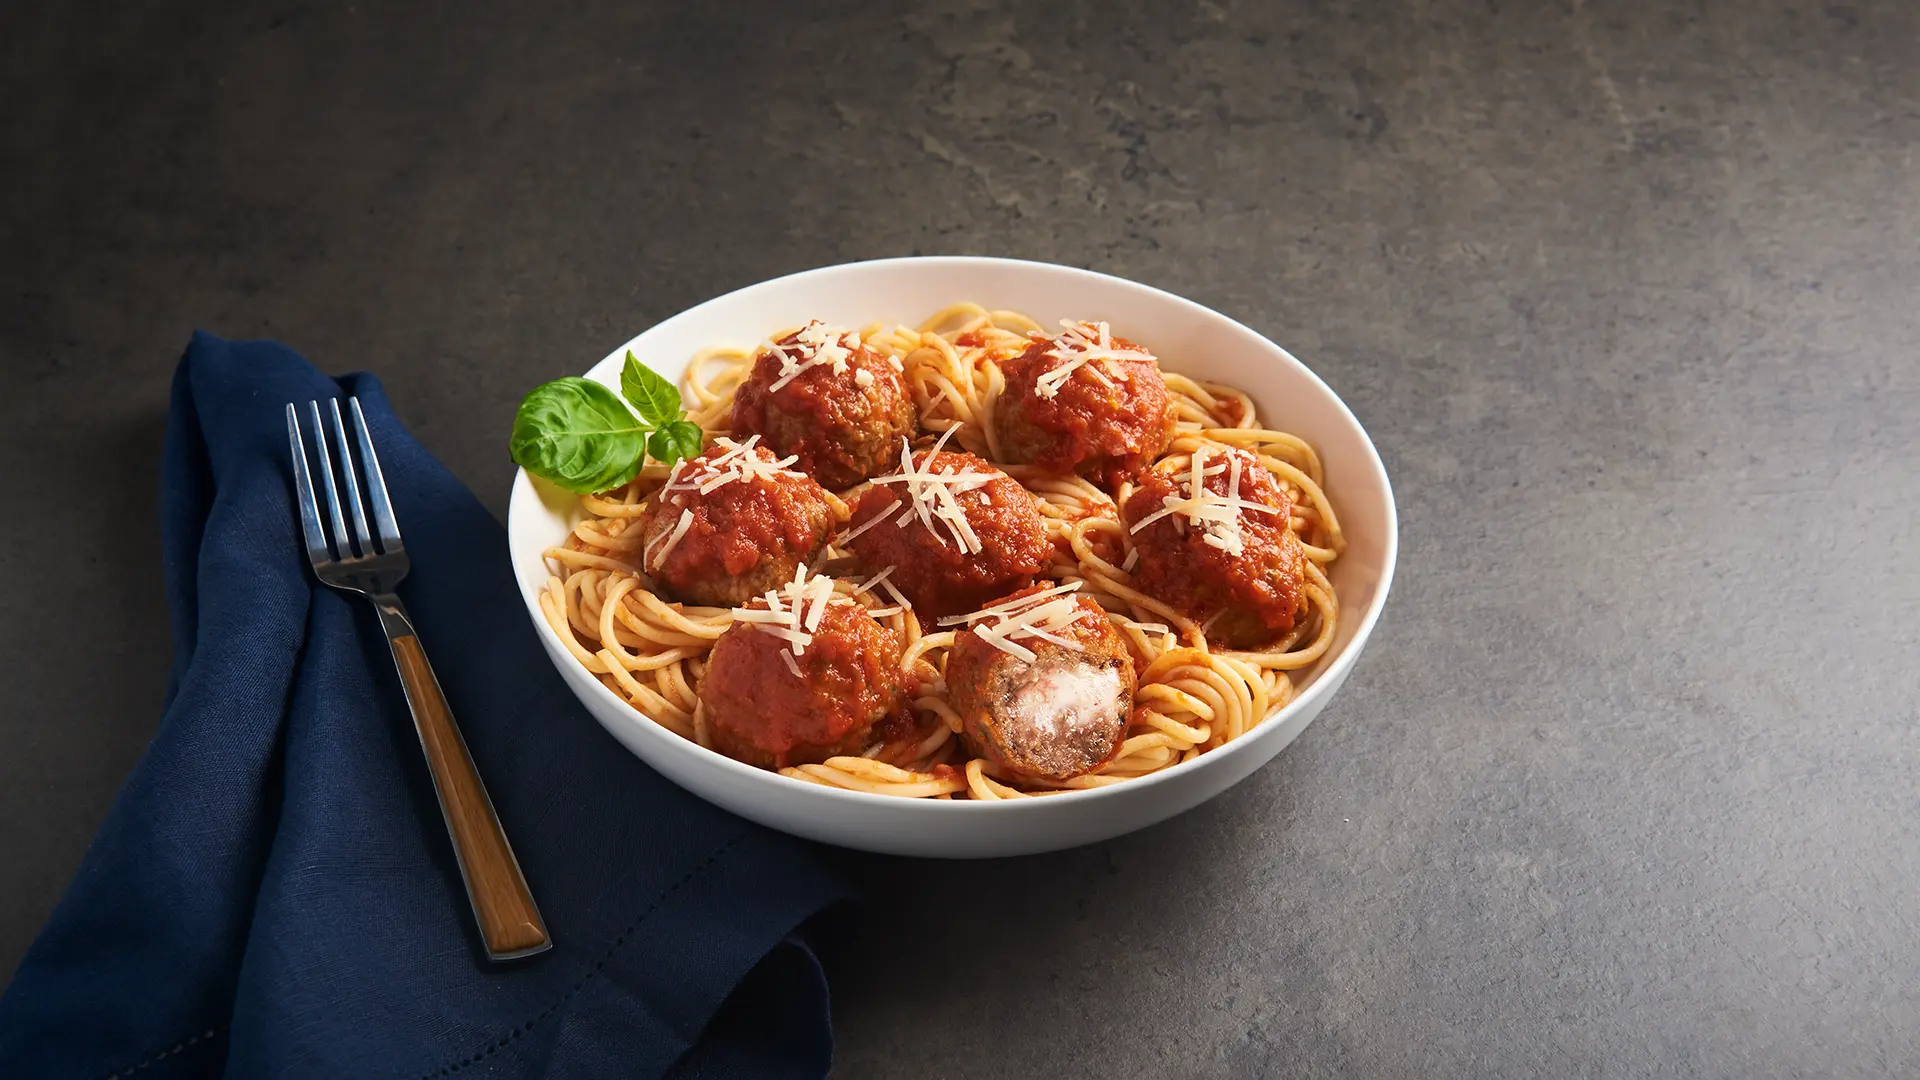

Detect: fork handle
[373, 595, 551, 961]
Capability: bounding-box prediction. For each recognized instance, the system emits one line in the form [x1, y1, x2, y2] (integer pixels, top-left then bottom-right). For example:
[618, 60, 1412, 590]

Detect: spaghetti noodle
[540, 303, 1344, 800]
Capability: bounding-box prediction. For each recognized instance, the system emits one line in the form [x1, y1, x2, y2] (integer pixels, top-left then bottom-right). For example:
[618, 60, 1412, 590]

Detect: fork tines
[287, 398, 405, 566]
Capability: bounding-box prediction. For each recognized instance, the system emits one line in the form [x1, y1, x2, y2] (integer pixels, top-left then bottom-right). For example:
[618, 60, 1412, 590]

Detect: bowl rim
[508, 254, 1399, 814]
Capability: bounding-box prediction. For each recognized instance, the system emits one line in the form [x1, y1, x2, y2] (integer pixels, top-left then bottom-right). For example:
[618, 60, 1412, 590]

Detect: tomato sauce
[996, 334, 1174, 488]
[1122, 449, 1306, 649]
[945, 585, 1134, 781]
[846, 450, 1052, 619]
[643, 445, 836, 606]
[730, 329, 917, 490]
[700, 599, 905, 768]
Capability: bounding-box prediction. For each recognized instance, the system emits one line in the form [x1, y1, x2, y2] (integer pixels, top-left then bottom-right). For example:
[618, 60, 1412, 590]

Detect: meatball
[994, 321, 1174, 488]
[1121, 445, 1306, 649]
[845, 446, 1052, 620]
[946, 583, 1135, 782]
[638, 439, 838, 608]
[731, 320, 918, 490]
[700, 592, 906, 769]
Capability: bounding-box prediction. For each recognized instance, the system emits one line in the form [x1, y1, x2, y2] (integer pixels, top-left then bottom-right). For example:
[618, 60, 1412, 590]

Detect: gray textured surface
[4, 0, 1918, 1075]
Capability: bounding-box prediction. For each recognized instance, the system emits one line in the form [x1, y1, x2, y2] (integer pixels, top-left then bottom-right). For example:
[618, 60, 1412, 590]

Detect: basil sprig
[509, 351, 705, 494]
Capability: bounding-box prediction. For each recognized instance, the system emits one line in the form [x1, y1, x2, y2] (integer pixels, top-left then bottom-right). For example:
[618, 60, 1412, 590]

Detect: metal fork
[288, 398, 551, 961]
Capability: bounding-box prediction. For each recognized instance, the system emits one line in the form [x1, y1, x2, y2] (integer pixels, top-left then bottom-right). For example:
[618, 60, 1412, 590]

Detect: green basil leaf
[647, 420, 705, 465]
[621, 351, 683, 428]
[509, 377, 650, 494]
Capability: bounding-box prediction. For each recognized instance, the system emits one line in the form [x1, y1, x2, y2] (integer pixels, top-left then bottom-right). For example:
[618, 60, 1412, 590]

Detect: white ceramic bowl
[507, 257, 1397, 858]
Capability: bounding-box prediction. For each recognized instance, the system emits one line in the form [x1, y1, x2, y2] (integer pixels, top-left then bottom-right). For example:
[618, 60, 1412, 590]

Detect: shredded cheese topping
[852, 564, 914, 614]
[854, 428, 999, 555]
[729, 564, 848, 667]
[645, 508, 695, 570]
[659, 436, 805, 500]
[938, 582, 1093, 663]
[1032, 320, 1153, 400]
[764, 320, 862, 394]
[1126, 445, 1280, 557]
[837, 500, 897, 548]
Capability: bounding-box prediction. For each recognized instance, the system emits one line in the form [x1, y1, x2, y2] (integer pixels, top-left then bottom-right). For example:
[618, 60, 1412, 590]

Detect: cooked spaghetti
[538, 303, 1344, 800]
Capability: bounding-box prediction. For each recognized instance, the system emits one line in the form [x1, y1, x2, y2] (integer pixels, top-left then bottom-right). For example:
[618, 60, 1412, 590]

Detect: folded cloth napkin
[0, 334, 850, 1078]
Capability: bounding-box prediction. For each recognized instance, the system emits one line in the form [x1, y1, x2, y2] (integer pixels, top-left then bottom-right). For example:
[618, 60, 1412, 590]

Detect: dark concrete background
[4, 0, 1918, 1075]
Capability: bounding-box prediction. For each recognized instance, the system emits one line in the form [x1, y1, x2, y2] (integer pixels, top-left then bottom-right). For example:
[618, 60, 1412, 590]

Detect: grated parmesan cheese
[941, 582, 1095, 662]
[646, 508, 695, 570]
[729, 563, 848, 664]
[938, 581, 1083, 626]
[1127, 445, 1280, 557]
[764, 320, 861, 394]
[977, 631, 1038, 664]
[875, 575, 913, 613]
[730, 608, 796, 624]
[855, 429, 996, 554]
[1032, 320, 1154, 400]
[755, 625, 815, 652]
[662, 436, 805, 499]
[838, 504, 897, 548]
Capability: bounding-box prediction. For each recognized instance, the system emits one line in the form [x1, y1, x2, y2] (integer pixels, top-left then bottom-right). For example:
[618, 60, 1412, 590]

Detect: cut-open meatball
[945, 582, 1135, 782]
[699, 576, 905, 769]
[994, 320, 1173, 488]
[844, 444, 1052, 620]
[1121, 445, 1306, 649]
[637, 438, 838, 608]
[730, 321, 918, 490]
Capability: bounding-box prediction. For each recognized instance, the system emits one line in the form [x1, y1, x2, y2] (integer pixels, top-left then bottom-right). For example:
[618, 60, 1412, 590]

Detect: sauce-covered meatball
[846, 445, 1052, 619]
[731, 321, 918, 490]
[638, 438, 837, 608]
[994, 321, 1173, 488]
[1122, 445, 1306, 649]
[699, 586, 905, 769]
[945, 583, 1135, 782]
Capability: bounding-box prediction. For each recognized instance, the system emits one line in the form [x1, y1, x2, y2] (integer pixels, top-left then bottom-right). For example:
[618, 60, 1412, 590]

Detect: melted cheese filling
[1004, 662, 1124, 743]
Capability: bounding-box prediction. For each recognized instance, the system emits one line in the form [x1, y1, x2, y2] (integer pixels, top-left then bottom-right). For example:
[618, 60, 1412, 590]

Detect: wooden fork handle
[376, 597, 551, 961]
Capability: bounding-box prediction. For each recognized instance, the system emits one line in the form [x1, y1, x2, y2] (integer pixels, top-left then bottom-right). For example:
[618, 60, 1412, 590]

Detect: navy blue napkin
[0, 334, 850, 1078]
